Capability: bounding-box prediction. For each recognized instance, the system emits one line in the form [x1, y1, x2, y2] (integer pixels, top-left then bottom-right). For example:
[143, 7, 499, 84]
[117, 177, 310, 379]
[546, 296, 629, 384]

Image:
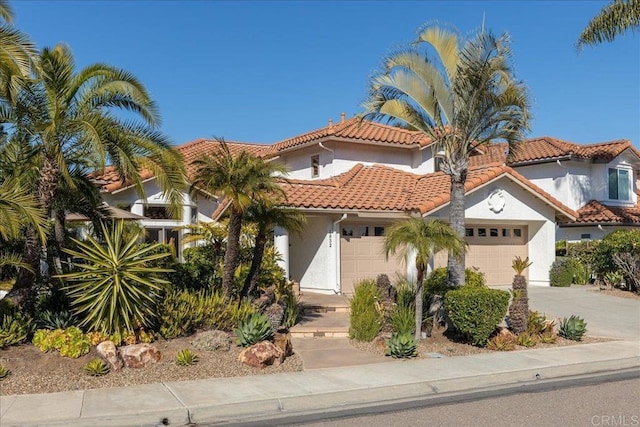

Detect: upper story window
[608, 167, 631, 201]
[143, 205, 171, 219]
[311, 155, 320, 178]
[434, 151, 445, 172]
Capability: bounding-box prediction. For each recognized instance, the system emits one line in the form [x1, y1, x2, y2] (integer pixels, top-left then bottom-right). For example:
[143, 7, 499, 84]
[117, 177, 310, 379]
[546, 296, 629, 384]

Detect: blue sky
[14, 1, 640, 147]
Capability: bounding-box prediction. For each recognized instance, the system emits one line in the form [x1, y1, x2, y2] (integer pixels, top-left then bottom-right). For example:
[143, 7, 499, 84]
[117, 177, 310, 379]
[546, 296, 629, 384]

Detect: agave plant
[175, 349, 199, 366]
[385, 332, 418, 359]
[83, 358, 110, 377]
[235, 312, 273, 347]
[559, 315, 588, 341]
[37, 310, 76, 330]
[57, 221, 173, 335]
[0, 364, 10, 380]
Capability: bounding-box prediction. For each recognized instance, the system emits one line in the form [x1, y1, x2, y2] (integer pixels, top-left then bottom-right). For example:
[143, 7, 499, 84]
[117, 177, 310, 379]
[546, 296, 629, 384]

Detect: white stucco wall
[431, 177, 559, 286]
[518, 161, 592, 211]
[275, 140, 432, 180]
[558, 224, 640, 242]
[289, 215, 336, 293]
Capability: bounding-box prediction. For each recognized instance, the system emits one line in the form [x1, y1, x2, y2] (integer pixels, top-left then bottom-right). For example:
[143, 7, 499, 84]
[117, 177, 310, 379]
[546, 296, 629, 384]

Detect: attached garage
[434, 224, 529, 285]
[340, 222, 405, 294]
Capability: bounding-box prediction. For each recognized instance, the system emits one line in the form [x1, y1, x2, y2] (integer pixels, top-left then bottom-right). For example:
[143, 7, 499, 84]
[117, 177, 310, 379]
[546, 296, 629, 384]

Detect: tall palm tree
[578, 0, 640, 49]
[0, 0, 36, 104]
[241, 201, 306, 298]
[383, 217, 465, 340]
[191, 141, 287, 298]
[364, 25, 530, 287]
[1, 44, 185, 307]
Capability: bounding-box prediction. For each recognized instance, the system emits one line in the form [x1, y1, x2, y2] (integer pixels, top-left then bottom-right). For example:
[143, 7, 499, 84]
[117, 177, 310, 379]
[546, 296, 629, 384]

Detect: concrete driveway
[527, 286, 640, 341]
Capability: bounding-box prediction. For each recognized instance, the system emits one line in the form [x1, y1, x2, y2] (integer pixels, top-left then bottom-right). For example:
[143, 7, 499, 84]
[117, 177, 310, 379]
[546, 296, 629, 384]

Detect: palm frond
[578, 0, 640, 49]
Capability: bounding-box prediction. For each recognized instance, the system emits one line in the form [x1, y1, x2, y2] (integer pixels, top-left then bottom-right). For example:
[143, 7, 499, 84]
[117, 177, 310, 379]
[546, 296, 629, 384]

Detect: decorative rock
[191, 330, 230, 352]
[373, 335, 388, 350]
[238, 341, 284, 369]
[118, 343, 161, 369]
[96, 340, 123, 371]
[273, 332, 293, 357]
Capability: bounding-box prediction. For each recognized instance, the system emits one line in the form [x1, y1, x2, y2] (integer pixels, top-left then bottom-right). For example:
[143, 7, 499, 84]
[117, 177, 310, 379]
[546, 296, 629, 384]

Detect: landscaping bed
[0, 336, 303, 396]
[351, 328, 611, 359]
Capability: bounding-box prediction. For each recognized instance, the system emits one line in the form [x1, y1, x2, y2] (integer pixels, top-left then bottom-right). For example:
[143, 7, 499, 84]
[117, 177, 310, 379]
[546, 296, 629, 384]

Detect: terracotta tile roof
[410, 164, 577, 219]
[272, 117, 432, 152]
[90, 138, 271, 193]
[508, 137, 638, 164]
[280, 164, 418, 211]
[565, 200, 640, 225]
[277, 162, 576, 219]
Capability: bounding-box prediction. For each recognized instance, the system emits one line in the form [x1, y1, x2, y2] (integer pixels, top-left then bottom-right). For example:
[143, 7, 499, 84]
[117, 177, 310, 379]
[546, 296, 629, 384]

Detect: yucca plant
[539, 331, 557, 344]
[175, 349, 199, 366]
[508, 256, 533, 335]
[0, 313, 34, 348]
[235, 312, 273, 347]
[57, 221, 173, 335]
[83, 358, 110, 376]
[559, 315, 588, 341]
[0, 364, 10, 380]
[385, 332, 418, 358]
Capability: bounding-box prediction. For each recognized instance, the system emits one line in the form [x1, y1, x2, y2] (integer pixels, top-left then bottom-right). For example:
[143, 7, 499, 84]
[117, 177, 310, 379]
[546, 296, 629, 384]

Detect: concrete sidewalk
[1, 340, 638, 426]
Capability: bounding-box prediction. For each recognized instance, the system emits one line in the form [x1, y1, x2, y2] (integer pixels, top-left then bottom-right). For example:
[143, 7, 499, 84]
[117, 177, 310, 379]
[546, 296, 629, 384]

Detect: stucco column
[274, 226, 290, 279]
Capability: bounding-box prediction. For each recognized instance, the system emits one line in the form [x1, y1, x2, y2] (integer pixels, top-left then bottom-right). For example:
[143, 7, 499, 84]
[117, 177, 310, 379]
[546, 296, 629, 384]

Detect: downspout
[319, 142, 334, 177]
[332, 213, 348, 294]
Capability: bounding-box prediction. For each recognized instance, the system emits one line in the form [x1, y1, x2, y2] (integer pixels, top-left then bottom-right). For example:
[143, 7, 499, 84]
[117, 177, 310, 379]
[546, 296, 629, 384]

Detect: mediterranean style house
[91, 114, 640, 293]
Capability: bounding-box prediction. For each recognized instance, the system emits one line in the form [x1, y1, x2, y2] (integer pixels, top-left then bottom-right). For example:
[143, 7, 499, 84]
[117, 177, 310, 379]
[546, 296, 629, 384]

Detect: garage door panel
[434, 225, 528, 286]
[341, 224, 404, 295]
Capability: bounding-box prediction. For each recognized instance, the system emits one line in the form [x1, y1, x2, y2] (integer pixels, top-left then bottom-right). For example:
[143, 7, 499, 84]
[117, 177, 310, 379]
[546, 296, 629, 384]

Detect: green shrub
[425, 267, 486, 296]
[395, 280, 415, 309]
[32, 327, 90, 358]
[571, 259, 592, 285]
[559, 315, 587, 341]
[555, 240, 567, 257]
[158, 289, 256, 339]
[444, 287, 510, 346]
[385, 332, 418, 358]
[349, 279, 383, 342]
[390, 304, 415, 335]
[235, 312, 273, 347]
[0, 312, 34, 348]
[549, 258, 574, 287]
[58, 221, 172, 335]
[592, 230, 640, 277]
[84, 358, 110, 376]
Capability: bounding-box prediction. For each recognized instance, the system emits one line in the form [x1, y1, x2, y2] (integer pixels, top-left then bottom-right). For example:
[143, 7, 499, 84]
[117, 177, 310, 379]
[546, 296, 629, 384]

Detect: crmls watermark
[591, 415, 640, 426]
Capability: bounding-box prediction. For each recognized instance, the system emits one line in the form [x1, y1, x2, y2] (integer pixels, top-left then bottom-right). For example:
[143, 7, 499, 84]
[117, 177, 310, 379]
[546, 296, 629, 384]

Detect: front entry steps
[290, 292, 350, 338]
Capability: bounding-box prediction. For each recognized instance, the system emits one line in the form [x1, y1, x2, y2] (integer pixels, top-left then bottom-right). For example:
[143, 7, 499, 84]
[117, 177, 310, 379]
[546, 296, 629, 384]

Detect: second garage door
[434, 224, 529, 285]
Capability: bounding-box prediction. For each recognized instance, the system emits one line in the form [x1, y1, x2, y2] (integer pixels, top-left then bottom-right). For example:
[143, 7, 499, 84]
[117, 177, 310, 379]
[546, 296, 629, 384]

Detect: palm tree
[190, 141, 287, 298]
[0, 0, 36, 104]
[1, 44, 185, 307]
[364, 25, 530, 286]
[578, 0, 640, 49]
[383, 217, 465, 340]
[0, 178, 46, 271]
[241, 201, 306, 298]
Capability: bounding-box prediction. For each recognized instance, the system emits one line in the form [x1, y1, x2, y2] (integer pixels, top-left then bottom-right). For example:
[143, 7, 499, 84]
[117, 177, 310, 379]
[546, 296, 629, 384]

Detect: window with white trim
[608, 167, 631, 201]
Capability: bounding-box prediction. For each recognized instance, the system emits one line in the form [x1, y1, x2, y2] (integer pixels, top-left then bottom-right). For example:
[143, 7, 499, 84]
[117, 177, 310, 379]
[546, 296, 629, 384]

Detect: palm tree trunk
[10, 156, 59, 311]
[447, 173, 466, 287]
[221, 210, 243, 299]
[241, 225, 268, 298]
[415, 265, 425, 341]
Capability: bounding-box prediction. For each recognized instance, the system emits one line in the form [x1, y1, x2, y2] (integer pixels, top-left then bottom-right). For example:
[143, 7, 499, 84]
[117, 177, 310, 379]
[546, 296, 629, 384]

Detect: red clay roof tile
[566, 200, 640, 224]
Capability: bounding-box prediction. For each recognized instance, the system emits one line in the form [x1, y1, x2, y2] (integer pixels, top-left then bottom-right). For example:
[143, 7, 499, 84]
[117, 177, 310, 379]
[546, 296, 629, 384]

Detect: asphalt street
[294, 373, 640, 427]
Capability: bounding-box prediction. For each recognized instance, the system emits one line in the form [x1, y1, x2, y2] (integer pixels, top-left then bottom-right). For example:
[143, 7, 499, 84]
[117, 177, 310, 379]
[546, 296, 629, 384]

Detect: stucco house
[90, 115, 639, 294]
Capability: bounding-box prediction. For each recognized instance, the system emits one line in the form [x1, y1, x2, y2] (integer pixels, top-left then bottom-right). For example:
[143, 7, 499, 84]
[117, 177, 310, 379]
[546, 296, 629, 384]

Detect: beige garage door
[340, 223, 405, 295]
[434, 225, 528, 286]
